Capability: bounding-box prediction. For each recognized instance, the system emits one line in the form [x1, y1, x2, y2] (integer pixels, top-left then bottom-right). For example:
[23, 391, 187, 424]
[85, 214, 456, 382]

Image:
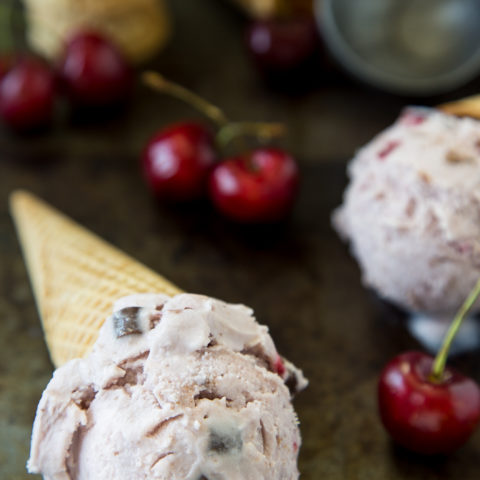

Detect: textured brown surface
[1, 0, 480, 479]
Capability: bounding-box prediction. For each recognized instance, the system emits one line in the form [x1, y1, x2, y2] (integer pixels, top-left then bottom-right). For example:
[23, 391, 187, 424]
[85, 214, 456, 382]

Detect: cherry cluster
[0, 32, 132, 131]
[141, 73, 299, 223]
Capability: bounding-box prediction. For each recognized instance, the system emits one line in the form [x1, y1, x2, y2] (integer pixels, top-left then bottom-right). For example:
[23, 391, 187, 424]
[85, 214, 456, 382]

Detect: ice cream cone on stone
[9, 190, 182, 368]
[438, 95, 480, 119]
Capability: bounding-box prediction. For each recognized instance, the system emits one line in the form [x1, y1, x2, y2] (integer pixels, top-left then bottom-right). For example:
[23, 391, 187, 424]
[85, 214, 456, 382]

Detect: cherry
[245, 17, 318, 72]
[378, 278, 480, 454]
[58, 32, 132, 107]
[142, 72, 290, 212]
[0, 57, 55, 131]
[378, 351, 480, 454]
[208, 148, 299, 223]
[142, 122, 217, 201]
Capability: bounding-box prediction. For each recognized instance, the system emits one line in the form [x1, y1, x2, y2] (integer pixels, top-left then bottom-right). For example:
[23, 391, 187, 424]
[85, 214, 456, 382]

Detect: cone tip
[438, 94, 480, 118]
[9, 189, 36, 218]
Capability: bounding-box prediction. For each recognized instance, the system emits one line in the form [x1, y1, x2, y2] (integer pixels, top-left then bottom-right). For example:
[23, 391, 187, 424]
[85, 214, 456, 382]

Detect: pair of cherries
[141, 73, 299, 223]
[378, 280, 480, 454]
[0, 32, 132, 131]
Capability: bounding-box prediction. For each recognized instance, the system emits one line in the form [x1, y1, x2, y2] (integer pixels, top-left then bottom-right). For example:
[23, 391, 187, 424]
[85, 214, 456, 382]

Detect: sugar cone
[438, 95, 480, 119]
[10, 190, 182, 368]
[22, 0, 171, 64]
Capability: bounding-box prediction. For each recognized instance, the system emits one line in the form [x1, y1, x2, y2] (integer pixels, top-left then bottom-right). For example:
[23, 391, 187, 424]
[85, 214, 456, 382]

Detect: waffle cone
[10, 190, 182, 368]
[438, 95, 480, 119]
[22, 0, 170, 64]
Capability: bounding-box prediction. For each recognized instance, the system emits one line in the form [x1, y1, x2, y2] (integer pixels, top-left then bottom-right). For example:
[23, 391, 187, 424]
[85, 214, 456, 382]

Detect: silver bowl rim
[316, 0, 480, 95]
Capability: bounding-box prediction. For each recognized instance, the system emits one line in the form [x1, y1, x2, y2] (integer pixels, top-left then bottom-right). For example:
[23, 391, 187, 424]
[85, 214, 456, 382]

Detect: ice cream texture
[28, 293, 307, 480]
[334, 107, 480, 316]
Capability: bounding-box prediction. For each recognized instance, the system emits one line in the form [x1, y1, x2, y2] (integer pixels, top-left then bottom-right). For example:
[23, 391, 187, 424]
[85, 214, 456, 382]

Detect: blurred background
[2, 0, 480, 165]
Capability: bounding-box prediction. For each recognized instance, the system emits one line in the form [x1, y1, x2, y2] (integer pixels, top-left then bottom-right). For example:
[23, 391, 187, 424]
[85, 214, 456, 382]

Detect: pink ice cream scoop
[334, 107, 480, 319]
[28, 293, 307, 480]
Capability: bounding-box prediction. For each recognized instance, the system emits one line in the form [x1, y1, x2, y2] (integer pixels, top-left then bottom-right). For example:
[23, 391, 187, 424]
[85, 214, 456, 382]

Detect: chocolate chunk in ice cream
[113, 306, 143, 337]
[208, 424, 243, 454]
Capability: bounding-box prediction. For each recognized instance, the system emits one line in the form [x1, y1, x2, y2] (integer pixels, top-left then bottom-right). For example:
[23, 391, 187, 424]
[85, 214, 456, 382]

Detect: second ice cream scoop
[334, 107, 480, 318]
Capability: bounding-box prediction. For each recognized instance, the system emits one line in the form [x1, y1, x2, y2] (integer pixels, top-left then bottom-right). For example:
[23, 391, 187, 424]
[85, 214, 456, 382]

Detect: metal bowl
[316, 0, 480, 95]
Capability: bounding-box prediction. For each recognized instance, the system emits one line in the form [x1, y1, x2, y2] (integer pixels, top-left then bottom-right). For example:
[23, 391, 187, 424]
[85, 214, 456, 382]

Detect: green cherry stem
[216, 121, 286, 149]
[142, 71, 286, 149]
[431, 276, 480, 382]
[142, 71, 228, 127]
[0, 0, 23, 53]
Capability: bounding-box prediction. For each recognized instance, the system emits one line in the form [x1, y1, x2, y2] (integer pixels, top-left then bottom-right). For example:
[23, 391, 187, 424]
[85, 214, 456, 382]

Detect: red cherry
[208, 148, 299, 223]
[142, 122, 217, 201]
[246, 17, 317, 71]
[378, 351, 480, 454]
[0, 57, 55, 131]
[58, 31, 132, 107]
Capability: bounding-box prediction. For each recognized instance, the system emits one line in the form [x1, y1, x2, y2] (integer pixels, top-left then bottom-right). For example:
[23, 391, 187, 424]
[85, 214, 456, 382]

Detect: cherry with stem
[378, 278, 480, 455]
[430, 277, 480, 382]
[141, 71, 299, 222]
[142, 71, 286, 150]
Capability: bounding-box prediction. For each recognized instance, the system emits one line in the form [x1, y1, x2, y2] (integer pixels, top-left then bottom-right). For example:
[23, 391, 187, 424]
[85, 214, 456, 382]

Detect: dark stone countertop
[1, 1, 480, 479]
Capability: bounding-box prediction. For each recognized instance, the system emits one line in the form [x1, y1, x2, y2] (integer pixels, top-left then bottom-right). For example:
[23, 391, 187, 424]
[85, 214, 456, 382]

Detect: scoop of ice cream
[28, 293, 307, 480]
[333, 108, 480, 316]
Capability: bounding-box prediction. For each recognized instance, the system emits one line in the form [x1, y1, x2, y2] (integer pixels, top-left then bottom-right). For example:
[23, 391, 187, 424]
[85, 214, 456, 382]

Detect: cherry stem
[0, 0, 22, 53]
[142, 71, 229, 127]
[431, 276, 480, 382]
[216, 121, 286, 149]
[142, 71, 287, 149]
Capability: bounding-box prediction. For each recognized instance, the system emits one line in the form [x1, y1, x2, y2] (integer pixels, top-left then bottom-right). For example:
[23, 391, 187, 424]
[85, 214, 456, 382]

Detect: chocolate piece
[194, 389, 224, 403]
[285, 371, 299, 396]
[71, 385, 96, 410]
[208, 427, 243, 454]
[113, 307, 143, 338]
